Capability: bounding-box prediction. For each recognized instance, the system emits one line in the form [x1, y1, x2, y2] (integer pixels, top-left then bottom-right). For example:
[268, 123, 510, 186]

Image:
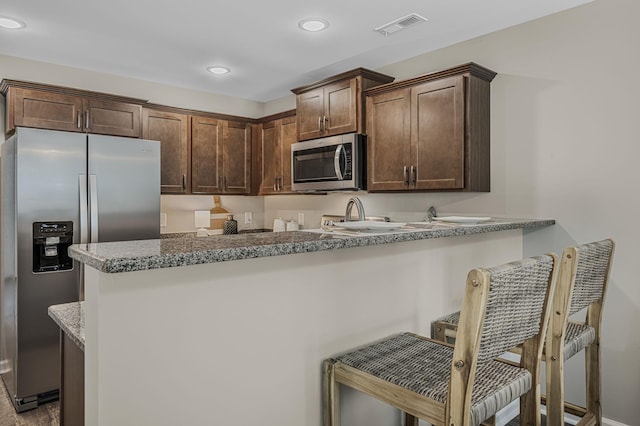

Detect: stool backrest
[477, 255, 557, 364]
[448, 254, 558, 422]
[567, 239, 614, 316]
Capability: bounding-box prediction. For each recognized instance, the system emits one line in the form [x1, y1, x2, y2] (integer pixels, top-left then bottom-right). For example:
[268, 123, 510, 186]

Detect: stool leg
[520, 339, 542, 426]
[545, 350, 565, 426]
[481, 415, 496, 425]
[404, 412, 419, 426]
[323, 360, 340, 426]
[585, 330, 602, 423]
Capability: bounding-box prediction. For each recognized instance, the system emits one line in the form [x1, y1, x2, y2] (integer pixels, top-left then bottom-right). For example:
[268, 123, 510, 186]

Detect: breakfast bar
[69, 218, 554, 426]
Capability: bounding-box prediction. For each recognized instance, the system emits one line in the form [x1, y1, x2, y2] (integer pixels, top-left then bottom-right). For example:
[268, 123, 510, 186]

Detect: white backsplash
[161, 190, 508, 234]
[161, 195, 265, 234]
[264, 191, 507, 229]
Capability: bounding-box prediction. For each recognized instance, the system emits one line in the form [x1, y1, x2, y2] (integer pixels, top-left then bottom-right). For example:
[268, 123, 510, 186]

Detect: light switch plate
[160, 213, 167, 227]
[298, 212, 305, 226]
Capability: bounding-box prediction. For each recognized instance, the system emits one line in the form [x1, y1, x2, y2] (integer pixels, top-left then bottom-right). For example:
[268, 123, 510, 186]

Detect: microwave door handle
[334, 145, 344, 180]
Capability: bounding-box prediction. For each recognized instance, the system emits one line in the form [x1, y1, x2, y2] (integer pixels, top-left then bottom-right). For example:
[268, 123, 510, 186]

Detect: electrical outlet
[244, 211, 252, 225]
[160, 213, 167, 227]
[297, 212, 305, 226]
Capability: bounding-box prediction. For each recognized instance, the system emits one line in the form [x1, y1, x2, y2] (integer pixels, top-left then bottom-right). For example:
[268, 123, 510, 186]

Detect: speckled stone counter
[48, 301, 84, 351]
[78, 217, 551, 426]
[69, 218, 554, 273]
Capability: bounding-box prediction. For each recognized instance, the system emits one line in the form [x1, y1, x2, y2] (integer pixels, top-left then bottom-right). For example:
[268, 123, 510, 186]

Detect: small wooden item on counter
[223, 215, 237, 235]
[210, 195, 229, 232]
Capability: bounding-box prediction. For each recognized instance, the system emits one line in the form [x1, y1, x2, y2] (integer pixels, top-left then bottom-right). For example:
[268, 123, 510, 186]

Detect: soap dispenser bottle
[223, 214, 238, 235]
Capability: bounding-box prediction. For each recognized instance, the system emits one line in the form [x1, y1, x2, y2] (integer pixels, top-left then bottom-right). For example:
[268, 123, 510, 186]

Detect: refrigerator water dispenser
[32, 221, 73, 273]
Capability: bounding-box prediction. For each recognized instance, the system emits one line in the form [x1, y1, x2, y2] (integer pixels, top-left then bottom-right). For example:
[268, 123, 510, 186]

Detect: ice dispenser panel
[32, 221, 73, 273]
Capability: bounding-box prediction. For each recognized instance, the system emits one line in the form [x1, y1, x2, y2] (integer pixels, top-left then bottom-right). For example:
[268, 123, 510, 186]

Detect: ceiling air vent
[374, 13, 428, 36]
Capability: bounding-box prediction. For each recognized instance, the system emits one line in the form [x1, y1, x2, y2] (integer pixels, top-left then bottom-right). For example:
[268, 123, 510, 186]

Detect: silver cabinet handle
[89, 175, 98, 243]
[223, 176, 228, 191]
[403, 166, 409, 185]
[318, 116, 322, 132]
[410, 165, 416, 185]
[79, 175, 88, 243]
[182, 174, 187, 190]
[323, 115, 328, 132]
[85, 111, 89, 129]
[273, 178, 277, 192]
[77, 111, 82, 129]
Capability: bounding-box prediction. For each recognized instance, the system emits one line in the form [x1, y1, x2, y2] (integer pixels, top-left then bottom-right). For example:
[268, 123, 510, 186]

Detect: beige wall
[266, 1, 639, 423]
[1, 0, 637, 422]
[0, 54, 265, 118]
[384, 0, 636, 422]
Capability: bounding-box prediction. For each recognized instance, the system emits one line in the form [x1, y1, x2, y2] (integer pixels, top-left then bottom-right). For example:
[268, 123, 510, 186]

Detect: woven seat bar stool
[430, 239, 614, 426]
[323, 254, 559, 426]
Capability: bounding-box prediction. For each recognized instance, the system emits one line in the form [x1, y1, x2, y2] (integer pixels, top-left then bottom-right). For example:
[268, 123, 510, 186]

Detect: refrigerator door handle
[89, 174, 99, 242]
[79, 175, 88, 244]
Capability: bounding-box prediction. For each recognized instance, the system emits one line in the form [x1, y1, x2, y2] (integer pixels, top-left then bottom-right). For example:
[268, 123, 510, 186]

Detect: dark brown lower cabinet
[60, 332, 84, 426]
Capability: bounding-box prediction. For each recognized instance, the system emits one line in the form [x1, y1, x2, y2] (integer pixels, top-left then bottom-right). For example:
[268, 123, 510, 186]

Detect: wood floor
[0, 384, 59, 426]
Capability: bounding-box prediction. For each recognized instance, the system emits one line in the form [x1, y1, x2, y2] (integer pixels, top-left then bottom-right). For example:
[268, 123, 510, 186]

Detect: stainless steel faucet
[345, 196, 365, 222]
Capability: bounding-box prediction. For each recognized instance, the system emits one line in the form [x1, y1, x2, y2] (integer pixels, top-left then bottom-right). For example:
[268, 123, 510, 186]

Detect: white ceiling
[0, 0, 593, 103]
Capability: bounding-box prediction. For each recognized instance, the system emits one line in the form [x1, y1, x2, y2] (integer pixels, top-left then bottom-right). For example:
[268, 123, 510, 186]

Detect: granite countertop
[69, 218, 554, 274]
[48, 302, 84, 351]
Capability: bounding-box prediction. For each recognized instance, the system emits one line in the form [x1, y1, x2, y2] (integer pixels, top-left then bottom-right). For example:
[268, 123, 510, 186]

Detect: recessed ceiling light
[0, 16, 26, 30]
[298, 18, 329, 32]
[207, 66, 231, 75]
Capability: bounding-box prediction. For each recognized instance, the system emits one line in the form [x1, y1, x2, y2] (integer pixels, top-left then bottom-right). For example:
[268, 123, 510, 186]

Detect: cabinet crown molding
[0, 79, 148, 105]
[363, 62, 497, 96]
[290, 68, 394, 95]
[143, 103, 260, 124]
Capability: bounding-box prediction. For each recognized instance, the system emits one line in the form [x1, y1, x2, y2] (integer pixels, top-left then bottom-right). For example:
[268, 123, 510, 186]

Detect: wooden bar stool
[323, 254, 559, 426]
[431, 239, 614, 425]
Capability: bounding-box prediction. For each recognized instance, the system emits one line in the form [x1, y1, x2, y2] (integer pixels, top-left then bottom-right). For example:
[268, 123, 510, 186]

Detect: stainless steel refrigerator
[0, 127, 160, 412]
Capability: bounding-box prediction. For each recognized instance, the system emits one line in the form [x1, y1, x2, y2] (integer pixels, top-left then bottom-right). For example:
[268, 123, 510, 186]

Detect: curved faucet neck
[345, 197, 365, 222]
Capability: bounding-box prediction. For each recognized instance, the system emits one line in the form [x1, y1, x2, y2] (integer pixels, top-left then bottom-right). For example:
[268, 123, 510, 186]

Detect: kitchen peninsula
[69, 218, 554, 426]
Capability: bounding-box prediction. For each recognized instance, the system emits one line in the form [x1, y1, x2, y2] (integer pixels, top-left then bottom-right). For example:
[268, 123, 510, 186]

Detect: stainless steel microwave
[291, 133, 366, 192]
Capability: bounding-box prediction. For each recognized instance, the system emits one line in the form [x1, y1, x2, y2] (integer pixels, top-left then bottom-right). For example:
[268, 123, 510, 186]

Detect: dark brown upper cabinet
[1, 80, 144, 138]
[291, 68, 394, 141]
[143, 108, 190, 194]
[365, 63, 496, 192]
[144, 105, 252, 195]
[191, 116, 251, 195]
[257, 112, 296, 195]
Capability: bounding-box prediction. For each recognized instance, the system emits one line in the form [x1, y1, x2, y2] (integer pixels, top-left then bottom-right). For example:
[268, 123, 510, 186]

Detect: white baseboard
[603, 417, 629, 426]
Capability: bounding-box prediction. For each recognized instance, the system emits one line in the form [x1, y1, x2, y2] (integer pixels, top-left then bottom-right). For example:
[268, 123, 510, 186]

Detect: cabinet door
[324, 78, 357, 137]
[296, 88, 324, 141]
[191, 116, 221, 194]
[85, 99, 142, 138]
[222, 121, 251, 194]
[411, 76, 465, 190]
[279, 116, 297, 193]
[366, 88, 412, 191]
[260, 121, 280, 194]
[11, 88, 84, 133]
[143, 109, 190, 194]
